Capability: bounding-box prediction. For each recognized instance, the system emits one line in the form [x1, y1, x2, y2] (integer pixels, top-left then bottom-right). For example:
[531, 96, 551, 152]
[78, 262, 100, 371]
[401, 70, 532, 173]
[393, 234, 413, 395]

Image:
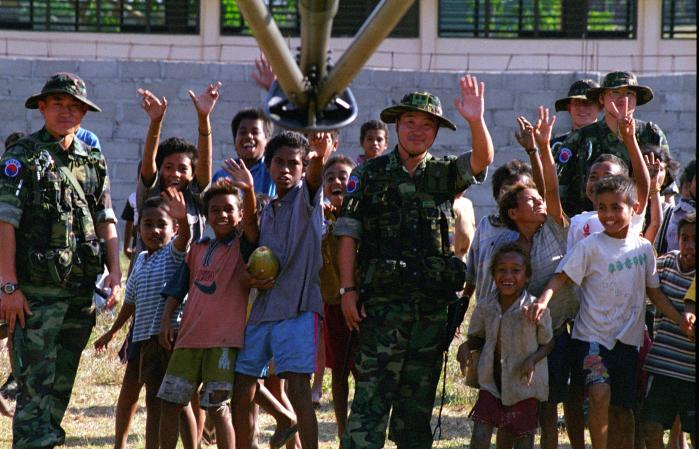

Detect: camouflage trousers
[341, 297, 448, 449]
[11, 294, 95, 449]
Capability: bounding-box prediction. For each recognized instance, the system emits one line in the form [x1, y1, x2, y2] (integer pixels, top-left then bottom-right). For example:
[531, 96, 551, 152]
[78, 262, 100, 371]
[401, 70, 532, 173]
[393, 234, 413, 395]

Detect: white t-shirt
[567, 210, 645, 252]
[558, 232, 660, 350]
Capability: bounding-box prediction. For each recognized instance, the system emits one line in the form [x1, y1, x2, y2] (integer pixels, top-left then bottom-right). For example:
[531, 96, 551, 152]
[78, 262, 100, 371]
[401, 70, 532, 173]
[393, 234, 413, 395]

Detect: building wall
[0, 0, 695, 73]
[0, 57, 695, 225]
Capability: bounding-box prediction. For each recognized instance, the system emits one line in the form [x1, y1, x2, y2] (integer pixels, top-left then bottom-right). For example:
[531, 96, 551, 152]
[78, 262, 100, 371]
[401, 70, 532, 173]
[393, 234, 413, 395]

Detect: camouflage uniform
[0, 73, 115, 449]
[554, 72, 668, 216]
[335, 92, 485, 448]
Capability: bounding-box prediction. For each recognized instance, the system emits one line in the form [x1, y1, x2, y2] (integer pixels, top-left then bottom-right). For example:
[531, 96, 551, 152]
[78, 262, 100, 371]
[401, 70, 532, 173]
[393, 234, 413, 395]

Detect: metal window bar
[662, 0, 696, 39]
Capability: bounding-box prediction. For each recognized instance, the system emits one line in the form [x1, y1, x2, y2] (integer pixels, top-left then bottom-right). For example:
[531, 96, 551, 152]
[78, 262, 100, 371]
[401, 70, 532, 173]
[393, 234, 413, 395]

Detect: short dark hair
[590, 154, 629, 177]
[323, 154, 356, 175]
[640, 143, 680, 189]
[360, 119, 388, 144]
[139, 197, 169, 223]
[492, 160, 533, 201]
[4, 131, 26, 150]
[678, 211, 696, 238]
[497, 184, 531, 231]
[203, 178, 241, 213]
[264, 131, 310, 168]
[231, 108, 273, 139]
[593, 174, 637, 205]
[490, 242, 532, 278]
[155, 137, 197, 171]
[679, 159, 696, 188]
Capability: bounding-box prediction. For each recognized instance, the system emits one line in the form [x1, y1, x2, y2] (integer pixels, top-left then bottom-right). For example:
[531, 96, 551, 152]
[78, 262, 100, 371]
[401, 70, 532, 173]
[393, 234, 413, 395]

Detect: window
[439, 0, 636, 38]
[221, 0, 418, 38]
[662, 0, 696, 38]
[0, 0, 200, 33]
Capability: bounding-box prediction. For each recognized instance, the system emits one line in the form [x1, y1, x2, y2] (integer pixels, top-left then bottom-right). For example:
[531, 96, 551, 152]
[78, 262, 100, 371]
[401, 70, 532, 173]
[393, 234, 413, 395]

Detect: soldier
[555, 71, 669, 216]
[551, 78, 601, 150]
[0, 73, 121, 448]
[335, 75, 494, 449]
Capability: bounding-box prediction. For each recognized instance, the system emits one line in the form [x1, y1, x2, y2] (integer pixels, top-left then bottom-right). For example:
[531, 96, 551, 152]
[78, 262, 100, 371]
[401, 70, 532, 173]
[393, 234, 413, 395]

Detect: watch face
[2, 284, 16, 294]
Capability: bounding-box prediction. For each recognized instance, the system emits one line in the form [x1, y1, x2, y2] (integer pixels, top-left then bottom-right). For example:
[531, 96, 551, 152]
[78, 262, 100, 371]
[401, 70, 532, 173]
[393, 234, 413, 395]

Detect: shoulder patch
[557, 147, 572, 164]
[346, 174, 359, 194]
[3, 159, 22, 178]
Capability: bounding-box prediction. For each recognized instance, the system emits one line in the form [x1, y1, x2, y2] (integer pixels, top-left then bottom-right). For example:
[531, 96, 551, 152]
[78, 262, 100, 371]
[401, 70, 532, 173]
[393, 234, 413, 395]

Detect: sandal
[269, 424, 298, 449]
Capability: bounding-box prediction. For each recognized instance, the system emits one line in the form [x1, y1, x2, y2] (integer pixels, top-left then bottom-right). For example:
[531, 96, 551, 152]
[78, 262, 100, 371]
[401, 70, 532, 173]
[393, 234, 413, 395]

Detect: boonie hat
[380, 91, 456, 131]
[585, 71, 653, 106]
[554, 79, 600, 112]
[25, 72, 101, 112]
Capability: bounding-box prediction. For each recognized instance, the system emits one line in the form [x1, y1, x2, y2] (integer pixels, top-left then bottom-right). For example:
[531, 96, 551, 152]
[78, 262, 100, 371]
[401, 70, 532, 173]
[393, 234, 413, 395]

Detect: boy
[213, 108, 276, 196]
[356, 119, 388, 164]
[460, 243, 554, 449]
[526, 174, 693, 449]
[136, 81, 221, 244]
[641, 213, 696, 449]
[658, 159, 695, 254]
[232, 131, 329, 449]
[95, 189, 195, 449]
[157, 178, 260, 449]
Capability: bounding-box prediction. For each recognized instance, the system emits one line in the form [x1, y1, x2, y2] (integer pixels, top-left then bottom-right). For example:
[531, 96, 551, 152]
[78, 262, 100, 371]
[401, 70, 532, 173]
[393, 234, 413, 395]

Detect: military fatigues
[335, 148, 484, 449]
[554, 119, 669, 216]
[0, 128, 115, 448]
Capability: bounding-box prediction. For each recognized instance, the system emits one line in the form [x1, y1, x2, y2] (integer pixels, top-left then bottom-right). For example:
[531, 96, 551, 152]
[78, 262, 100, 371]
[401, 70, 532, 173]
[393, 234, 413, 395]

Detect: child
[526, 173, 694, 449]
[657, 159, 696, 254]
[136, 81, 221, 246]
[156, 178, 259, 449]
[212, 108, 276, 196]
[230, 131, 328, 449]
[94, 190, 195, 449]
[319, 154, 357, 442]
[641, 212, 696, 449]
[356, 119, 388, 164]
[458, 243, 554, 449]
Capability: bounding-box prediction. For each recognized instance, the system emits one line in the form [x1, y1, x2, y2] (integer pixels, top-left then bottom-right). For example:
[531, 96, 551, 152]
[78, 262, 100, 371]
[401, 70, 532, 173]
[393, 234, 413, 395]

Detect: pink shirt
[175, 236, 250, 349]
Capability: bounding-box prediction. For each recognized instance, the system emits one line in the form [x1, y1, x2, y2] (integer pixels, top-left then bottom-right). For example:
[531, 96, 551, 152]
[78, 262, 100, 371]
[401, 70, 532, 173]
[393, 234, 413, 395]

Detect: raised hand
[644, 153, 662, 191]
[515, 116, 536, 150]
[454, 74, 485, 123]
[307, 132, 335, 163]
[252, 54, 275, 90]
[609, 97, 635, 140]
[161, 186, 187, 224]
[138, 88, 167, 123]
[533, 105, 556, 150]
[189, 81, 223, 118]
[223, 158, 255, 192]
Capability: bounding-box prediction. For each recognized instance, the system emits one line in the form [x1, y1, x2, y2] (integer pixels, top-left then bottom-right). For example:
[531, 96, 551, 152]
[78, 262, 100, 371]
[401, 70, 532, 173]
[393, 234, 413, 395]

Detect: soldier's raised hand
[454, 74, 485, 123]
[189, 81, 222, 118]
[609, 97, 635, 140]
[138, 88, 167, 123]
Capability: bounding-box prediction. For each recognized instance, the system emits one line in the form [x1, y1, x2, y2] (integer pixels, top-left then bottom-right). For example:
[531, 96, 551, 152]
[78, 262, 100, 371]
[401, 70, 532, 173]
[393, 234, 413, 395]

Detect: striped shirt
[643, 251, 695, 382]
[125, 241, 186, 343]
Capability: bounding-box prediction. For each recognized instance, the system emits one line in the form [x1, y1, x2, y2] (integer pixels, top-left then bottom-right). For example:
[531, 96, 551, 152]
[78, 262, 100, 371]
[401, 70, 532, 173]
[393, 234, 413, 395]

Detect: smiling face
[159, 152, 194, 191]
[362, 128, 388, 159]
[586, 161, 625, 203]
[235, 118, 268, 164]
[323, 162, 352, 210]
[678, 221, 696, 272]
[568, 98, 600, 130]
[601, 87, 637, 117]
[396, 112, 439, 157]
[269, 146, 305, 196]
[38, 94, 88, 138]
[596, 191, 636, 238]
[508, 188, 547, 228]
[207, 193, 242, 239]
[139, 207, 177, 253]
[493, 252, 529, 302]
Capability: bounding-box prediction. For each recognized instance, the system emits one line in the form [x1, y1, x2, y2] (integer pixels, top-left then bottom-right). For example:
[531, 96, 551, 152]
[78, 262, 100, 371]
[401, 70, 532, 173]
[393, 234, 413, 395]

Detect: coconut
[248, 246, 280, 279]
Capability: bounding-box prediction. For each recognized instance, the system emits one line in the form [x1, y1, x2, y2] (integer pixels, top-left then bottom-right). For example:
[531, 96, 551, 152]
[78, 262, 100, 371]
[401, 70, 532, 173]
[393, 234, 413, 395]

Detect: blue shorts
[547, 327, 584, 404]
[235, 311, 320, 377]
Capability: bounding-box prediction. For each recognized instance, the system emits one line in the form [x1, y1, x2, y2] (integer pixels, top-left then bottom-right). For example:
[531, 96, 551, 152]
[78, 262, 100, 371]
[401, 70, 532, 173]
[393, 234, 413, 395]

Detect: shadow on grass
[66, 404, 123, 417]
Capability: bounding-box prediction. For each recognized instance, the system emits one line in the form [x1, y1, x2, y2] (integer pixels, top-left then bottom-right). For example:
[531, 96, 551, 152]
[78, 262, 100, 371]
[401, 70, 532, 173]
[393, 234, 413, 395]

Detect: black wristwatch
[0, 282, 19, 295]
[339, 286, 357, 296]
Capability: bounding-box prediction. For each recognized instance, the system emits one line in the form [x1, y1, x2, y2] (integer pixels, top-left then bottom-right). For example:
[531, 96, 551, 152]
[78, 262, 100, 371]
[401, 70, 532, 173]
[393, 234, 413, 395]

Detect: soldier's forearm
[0, 222, 17, 283]
[468, 117, 494, 176]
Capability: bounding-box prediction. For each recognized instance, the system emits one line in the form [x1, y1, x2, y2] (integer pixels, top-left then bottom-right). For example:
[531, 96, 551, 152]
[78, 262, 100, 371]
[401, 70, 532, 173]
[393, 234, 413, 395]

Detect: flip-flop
[269, 424, 298, 449]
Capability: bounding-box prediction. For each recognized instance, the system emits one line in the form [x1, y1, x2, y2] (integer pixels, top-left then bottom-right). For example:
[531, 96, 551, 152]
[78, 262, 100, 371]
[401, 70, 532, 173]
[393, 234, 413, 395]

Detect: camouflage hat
[554, 79, 600, 112]
[585, 71, 653, 106]
[25, 72, 101, 112]
[380, 91, 456, 131]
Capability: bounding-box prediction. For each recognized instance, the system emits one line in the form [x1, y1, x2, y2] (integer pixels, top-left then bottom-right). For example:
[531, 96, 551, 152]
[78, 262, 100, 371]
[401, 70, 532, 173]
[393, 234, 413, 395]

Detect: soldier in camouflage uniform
[0, 73, 121, 448]
[550, 78, 601, 151]
[554, 71, 669, 216]
[334, 75, 494, 449]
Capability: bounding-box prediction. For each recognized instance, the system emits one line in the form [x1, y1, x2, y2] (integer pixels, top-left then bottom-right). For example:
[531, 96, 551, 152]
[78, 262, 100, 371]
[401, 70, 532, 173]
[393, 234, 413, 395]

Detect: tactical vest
[355, 156, 465, 297]
[15, 140, 105, 290]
